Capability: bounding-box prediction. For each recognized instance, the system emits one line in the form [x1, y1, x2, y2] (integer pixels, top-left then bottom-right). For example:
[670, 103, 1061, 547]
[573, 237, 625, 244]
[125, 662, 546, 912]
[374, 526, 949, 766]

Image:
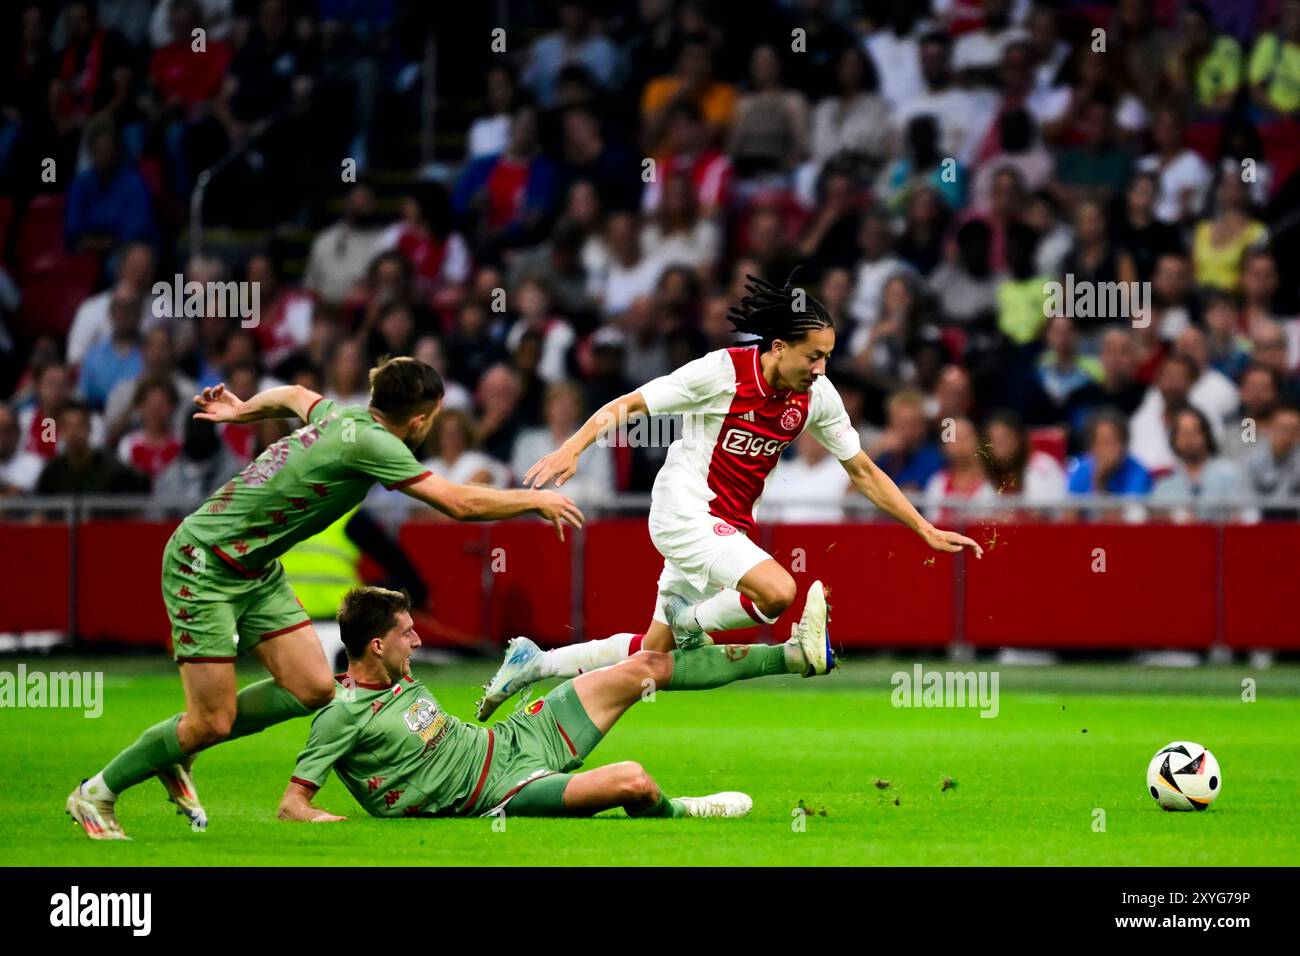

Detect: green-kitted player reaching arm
[278, 585, 832, 823]
[67, 357, 584, 840]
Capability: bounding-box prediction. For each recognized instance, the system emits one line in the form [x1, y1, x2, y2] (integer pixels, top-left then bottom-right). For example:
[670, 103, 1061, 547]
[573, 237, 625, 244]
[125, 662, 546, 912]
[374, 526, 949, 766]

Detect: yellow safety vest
[281, 507, 362, 619]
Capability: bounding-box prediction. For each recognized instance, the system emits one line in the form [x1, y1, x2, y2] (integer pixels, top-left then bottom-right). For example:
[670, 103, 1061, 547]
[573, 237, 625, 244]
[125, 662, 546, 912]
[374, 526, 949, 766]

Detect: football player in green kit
[67, 357, 585, 840]
[278, 585, 832, 822]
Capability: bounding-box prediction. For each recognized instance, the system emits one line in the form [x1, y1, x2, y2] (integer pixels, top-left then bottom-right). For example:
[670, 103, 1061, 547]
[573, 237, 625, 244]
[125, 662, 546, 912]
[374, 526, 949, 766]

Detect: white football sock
[691, 590, 777, 633]
[82, 772, 117, 803]
[540, 632, 637, 677]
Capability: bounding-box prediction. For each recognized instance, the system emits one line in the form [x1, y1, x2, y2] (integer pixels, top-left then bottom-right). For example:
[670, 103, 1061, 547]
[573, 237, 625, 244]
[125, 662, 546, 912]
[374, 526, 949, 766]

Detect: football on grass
[1147, 741, 1221, 811]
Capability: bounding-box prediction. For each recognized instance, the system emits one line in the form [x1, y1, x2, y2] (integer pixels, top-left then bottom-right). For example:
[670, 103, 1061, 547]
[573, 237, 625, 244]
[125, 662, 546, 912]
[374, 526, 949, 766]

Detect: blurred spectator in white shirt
[1136, 108, 1212, 225]
[324, 339, 373, 408]
[1152, 405, 1256, 522]
[761, 432, 851, 523]
[639, 171, 721, 278]
[1175, 327, 1239, 427]
[66, 243, 158, 366]
[412, 336, 472, 412]
[982, 410, 1068, 508]
[424, 408, 508, 487]
[849, 210, 914, 328]
[512, 380, 613, 504]
[807, 46, 892, 178]
[1246, 404, 1300, 519]
[0, 404, 43, 494]
[303, 185, 386, 307]
[953, 0, 1028, 85]
[925, 415, 996, 524]
[863, 3, 927, 109]
[467, 66, 517, 159]
[892, 31, 997, 165]
[1130, 354, 1221, 475]
[728, 44, 810, 180]
[589, 212, 664, 317]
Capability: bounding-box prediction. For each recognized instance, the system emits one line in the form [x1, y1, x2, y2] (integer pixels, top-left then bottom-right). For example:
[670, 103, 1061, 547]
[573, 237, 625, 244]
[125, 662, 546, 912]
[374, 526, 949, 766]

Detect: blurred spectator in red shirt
[116, 376, 182, 481]
[149, 0, 231, 115]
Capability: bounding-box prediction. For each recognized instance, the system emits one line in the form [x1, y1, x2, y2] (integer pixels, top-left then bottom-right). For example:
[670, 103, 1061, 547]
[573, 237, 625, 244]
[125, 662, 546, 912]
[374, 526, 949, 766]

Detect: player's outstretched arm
[277, 781, 347, 823]
[841, 450, 983, 558]
[399, 473, 585, 541]
[193, 383, 322, 424]
[523, 390, 649, 488]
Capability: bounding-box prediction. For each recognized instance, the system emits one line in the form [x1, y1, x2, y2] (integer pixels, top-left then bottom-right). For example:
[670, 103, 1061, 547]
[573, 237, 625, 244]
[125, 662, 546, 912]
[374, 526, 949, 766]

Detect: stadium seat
[1028, 426, 1068, 464]
[1260, 120, 1300, 200]
[13, 253, 100, 339]
[15, 193, 68, 276]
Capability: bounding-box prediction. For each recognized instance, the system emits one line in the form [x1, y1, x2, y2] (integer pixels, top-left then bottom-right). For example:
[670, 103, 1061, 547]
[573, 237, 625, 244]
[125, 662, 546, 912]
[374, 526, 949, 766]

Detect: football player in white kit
[475, 273, 982, 719]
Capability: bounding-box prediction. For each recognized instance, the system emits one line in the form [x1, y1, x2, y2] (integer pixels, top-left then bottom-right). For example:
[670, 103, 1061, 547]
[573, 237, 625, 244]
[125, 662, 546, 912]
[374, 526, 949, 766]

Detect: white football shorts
[647, 508, 772, 624]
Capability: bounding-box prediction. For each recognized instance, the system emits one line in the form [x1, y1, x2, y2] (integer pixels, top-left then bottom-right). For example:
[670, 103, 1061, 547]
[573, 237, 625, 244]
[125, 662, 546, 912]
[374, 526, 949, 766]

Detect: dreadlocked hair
[726, 269, 833, 352]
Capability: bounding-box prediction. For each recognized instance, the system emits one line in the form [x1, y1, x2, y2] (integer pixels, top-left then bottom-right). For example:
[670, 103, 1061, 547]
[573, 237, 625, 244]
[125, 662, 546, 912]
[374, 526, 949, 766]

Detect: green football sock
[98, 680, 314, 795]
[226, 678, 313, 741]
[627, 793, 686, 818]
[666, 643, 793, 690]
[100, 714, 185, 794]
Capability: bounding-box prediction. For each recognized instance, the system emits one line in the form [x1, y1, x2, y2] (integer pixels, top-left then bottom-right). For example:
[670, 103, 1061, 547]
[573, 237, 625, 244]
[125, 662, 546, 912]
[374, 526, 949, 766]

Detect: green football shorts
[474, 679, 604, 816]
[160, 523, 311, 663]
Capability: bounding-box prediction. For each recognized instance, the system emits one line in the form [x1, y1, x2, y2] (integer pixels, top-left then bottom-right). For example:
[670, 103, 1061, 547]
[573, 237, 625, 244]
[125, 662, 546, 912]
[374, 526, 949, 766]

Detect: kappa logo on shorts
[780, 406, 803, 431]
[713, 522, 737, 536]
[526, 699, 545, 715]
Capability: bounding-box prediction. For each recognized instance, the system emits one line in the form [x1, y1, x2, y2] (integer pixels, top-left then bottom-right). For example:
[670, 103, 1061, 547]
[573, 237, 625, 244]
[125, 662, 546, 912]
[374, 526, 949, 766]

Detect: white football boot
[662, 593, 714, 651]
[476, 636, 544, 721]
[787, 579, 834, 677]
[157, 758, 207, 832]
[677, 791, 754, 818]
[66, 782, 129, 840]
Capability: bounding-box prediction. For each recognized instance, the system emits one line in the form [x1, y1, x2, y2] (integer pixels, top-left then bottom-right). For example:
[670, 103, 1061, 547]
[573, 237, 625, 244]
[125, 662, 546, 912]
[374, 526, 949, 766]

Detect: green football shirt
[183, 399, 430, 574]
[291, 674, 492, 817]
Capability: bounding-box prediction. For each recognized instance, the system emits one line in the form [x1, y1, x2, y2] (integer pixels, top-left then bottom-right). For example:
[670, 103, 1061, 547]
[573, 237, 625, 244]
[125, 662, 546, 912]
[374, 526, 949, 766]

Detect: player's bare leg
[68, 661, 236, 840]
[528, 642, 828, 819]
[640, 619, 674, 651]
[558, 761, 676, 815]
[476, 624, 664, 720]
[572, 636, 827, 734]
[248, 623, 335, 716]
[475, 571, 833, 721]
[664, 559, 793, 645]
[175, 660, 239, 752]
[556, 760, 752, 819]
[71, 627, 333, 839]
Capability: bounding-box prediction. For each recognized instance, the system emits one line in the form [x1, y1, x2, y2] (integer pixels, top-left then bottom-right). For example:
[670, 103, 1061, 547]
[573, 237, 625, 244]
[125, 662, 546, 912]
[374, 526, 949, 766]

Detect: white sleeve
[808, 378, 862, 462]
[442, 233, 472, 285]
[639, 350, 734, 416]
[923, 471, 946, 515]
[66, 299, 102, 366]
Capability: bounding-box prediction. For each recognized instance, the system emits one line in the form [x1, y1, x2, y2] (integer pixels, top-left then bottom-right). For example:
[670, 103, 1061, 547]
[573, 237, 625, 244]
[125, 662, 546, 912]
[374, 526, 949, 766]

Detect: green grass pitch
[2, 656, 1298, 866]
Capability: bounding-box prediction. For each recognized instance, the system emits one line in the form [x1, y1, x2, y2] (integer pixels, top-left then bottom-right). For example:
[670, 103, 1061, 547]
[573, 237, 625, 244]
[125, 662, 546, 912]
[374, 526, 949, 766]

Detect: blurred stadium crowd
[1, 0, 1299, 524]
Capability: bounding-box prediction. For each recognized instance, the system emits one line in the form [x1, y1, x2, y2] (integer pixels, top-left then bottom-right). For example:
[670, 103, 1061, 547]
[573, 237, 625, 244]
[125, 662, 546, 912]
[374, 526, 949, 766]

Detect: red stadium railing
[1, 496, 1297, 654]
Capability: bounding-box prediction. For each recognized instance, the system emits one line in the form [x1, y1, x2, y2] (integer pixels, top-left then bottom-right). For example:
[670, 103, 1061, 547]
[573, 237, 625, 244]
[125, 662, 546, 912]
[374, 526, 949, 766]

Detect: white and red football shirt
[638, 347, 861, 534]
[117, 430, 182, 480]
